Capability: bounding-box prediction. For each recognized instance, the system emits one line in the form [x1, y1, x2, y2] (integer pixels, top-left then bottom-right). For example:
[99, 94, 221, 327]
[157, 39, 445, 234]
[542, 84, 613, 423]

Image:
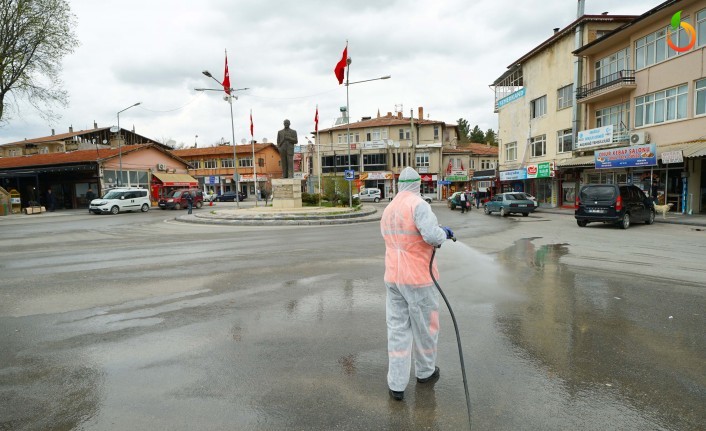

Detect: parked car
[158, 189, 204, 210]
[353, 188, 381, 203]
[215, 191, 246, 202]
[484, 192, 537, 217]
[203, 191, 215, 202]
[90, 188, 151, 215]
[421, 193, 436, 204]
[575, 184, 655, 229]
[520, 193, 539, 207]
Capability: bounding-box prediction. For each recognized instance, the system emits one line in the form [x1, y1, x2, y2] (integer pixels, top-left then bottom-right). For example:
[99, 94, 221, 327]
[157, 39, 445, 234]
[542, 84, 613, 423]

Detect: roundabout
[174, 204, 381, 226]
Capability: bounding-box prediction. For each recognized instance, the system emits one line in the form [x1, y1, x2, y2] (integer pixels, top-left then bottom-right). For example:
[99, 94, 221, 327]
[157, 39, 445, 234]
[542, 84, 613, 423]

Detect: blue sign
[497, 88, 526, 108]
[438, 180, 451, 185]
[344, 170, 355, 180]
[595, 144, 657, 169]
[499, 169, 527, 181]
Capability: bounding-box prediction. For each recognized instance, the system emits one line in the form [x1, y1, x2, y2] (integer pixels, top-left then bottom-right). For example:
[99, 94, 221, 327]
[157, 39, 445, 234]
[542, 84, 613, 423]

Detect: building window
[221, 158, 234, 168]
[481, 159, 493, 169]
[530, 135, 546, 158]
[204, 159, 217, 169]
[635, 20, 690, 69]
[530, 96, 546, 119]
[505, 142, 517, 161]
[595, 48, 628, 85]
[469, 159, 475, 170]
[415, 153, 429, 167]
[635, 84, 688, 127]
[698, 9, 706, 47]
[191, 160, 201, 169]
[338, 132, 360, 144]
[433, 125, 440, 140]
[39, 147, 49, 154]
[696, 78, 706, 116]
[596, 102, 630, 136]
[557, 85, 573, 110]
[557, 129, 573, 153]
[363, 153, 386, 170]
[239, 157, 253, 168]
[398, 128, 410, 140]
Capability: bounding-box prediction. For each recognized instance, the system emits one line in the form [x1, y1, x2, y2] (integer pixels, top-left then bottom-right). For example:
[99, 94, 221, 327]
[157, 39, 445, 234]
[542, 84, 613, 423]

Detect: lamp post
[344, 58, 390, 207]
[117, 102, 141, 186]
[197, 72, 248, 208]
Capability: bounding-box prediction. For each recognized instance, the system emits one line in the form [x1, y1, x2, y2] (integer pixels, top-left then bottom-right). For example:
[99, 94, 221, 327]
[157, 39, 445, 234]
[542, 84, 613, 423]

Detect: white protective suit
[380, 167, 448, 392]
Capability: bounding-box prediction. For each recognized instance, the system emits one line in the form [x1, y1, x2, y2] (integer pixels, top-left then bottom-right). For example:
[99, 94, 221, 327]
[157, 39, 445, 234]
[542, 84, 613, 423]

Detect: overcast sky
[2, 0, 655, 148]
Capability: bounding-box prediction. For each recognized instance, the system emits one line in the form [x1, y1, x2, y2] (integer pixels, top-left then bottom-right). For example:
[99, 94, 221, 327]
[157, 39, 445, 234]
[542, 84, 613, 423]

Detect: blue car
[484, 192, 536, 217]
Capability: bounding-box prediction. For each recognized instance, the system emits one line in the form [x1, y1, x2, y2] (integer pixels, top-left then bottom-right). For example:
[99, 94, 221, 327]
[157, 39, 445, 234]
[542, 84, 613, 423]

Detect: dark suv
[575, 184, 655, 229]
[158, 189, 204, 210]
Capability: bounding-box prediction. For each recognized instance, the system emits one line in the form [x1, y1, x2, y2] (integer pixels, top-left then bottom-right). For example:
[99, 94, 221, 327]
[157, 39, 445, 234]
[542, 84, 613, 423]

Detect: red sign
[527, 165, 538, 176]
[421, 175, 432, 182]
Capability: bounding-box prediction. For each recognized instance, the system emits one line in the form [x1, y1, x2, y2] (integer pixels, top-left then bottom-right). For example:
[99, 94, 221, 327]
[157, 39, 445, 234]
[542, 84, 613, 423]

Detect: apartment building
[315, 107, 458, 200]
[573, 0, 706, 214]
[442, 143, 499, 199]
[172, 143, 281, 198]
[492, 11, 635, 207]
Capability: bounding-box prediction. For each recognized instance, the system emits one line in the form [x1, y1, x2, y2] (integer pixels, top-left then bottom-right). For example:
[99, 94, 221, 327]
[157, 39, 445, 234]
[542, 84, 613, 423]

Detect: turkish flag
[447, 160, 452, 174]
[223, 54, 231, 95]
[314, 107, 319, 133]
[334, 45, 348, 85]
[250, 111, 254, 137]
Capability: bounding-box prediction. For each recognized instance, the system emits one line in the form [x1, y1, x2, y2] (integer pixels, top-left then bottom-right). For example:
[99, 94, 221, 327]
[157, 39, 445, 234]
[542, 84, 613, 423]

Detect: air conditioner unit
[157, 163, 166, 171]
[629, 131, 650, 145]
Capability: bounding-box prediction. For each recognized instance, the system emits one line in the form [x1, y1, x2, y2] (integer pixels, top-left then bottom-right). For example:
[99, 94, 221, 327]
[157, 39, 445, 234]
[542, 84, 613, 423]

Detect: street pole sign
[344, 170, 355, 181]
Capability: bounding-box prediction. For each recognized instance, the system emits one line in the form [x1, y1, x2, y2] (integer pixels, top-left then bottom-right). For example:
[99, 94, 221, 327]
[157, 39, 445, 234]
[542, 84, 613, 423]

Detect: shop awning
[657, 141, 706, 159]
[557, 155, 595, 167]
[152, 172, 198, 187]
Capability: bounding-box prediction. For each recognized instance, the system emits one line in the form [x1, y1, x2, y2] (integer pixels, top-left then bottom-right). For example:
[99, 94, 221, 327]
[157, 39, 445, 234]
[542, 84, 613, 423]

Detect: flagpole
[251, 109, 258, 207]
[345, 43, 352, 208]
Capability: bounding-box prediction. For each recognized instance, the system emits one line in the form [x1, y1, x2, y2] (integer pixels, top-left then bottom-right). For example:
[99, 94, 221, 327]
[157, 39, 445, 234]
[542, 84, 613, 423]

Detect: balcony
[576, 70, 636, 103]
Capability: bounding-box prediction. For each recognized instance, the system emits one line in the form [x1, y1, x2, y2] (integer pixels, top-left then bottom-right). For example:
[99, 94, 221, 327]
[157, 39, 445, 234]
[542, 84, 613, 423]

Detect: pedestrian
[380, 166, 454, 401]
[85, 188, 96, 212]
[475, 189, 481, 209]
[46, 188, 56, 212]
[459, 188, 468, 213]
[651, 181, 659, 204]
[185, 191, 193, 214]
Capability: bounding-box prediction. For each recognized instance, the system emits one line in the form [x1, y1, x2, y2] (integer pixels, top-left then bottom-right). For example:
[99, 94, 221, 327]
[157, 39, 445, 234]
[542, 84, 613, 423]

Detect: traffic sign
[344, 170, 355, 180]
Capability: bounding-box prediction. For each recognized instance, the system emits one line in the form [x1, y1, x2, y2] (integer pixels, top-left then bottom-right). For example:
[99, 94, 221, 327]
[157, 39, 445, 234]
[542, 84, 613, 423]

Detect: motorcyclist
[380, 166, 454, 401]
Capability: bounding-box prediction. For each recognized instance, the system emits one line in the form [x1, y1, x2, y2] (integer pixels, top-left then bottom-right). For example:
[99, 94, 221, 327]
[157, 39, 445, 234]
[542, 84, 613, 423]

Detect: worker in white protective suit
[380, 166, 454, 401]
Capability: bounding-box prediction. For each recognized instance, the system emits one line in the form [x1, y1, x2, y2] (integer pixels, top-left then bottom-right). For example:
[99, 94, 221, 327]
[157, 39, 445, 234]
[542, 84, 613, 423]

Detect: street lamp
[344, 57, 390, 207]
[117, 102, 141, 187]
[197, 70, 249, 209]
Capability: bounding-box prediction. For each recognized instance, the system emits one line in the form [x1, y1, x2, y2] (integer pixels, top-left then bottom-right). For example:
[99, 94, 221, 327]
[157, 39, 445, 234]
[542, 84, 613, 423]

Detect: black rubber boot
[388, 389, 404, 401]
[417, 366, 440, 384]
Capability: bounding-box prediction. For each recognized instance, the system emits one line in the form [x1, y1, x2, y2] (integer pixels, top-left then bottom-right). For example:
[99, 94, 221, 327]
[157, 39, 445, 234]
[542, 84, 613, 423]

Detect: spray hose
[430, 238, 473, 430]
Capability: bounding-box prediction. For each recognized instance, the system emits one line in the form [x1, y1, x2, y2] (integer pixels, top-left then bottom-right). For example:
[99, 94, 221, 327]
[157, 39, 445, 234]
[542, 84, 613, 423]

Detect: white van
[354, 189, 382, 202]
[89, 188, 151, 215]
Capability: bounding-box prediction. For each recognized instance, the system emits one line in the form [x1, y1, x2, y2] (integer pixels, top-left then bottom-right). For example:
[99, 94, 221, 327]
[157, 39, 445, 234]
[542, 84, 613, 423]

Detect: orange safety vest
[381, 192, 439, 286]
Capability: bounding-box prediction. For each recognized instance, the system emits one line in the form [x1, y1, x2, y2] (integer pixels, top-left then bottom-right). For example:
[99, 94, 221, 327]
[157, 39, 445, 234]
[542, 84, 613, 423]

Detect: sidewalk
[538, 206, 706, 227]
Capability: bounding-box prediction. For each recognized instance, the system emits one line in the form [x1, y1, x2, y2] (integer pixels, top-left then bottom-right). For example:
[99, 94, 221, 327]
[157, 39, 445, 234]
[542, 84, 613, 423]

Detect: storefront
[471, 169, 497, 201]
[499, 169, 527, 193]
[150, 172, 198, 201]
[445, 173, 469, 196]
[526, 162, 556, 207]
[360, 171, 394, 199]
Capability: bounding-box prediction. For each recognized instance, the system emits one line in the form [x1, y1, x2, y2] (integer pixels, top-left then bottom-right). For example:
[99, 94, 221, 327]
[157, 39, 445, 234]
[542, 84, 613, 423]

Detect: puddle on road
[491, 238, 705, 430]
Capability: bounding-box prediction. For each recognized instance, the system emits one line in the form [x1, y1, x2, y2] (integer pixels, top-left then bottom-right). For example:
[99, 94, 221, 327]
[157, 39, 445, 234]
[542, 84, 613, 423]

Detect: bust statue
[276, 119, 298, 178]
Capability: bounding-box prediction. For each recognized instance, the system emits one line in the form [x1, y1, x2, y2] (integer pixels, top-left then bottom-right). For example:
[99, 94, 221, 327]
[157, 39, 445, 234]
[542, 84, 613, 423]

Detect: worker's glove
[441, 226, 454, 239]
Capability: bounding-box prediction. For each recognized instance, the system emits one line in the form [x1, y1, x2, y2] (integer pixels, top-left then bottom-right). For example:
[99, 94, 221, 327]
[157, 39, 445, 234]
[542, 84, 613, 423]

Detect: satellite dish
[102, 139, 108, 144]
[241, 138, 247, 144]
[110, 126, 119, 133]
[262, 138, 268, 143]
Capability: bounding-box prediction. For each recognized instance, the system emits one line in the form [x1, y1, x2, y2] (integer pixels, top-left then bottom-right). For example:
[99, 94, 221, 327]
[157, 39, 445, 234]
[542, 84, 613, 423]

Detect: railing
[576, 70, 635, 100]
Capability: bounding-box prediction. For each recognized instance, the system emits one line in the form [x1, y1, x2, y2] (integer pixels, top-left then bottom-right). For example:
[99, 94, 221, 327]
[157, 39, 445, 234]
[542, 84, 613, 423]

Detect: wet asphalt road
[0, 203, 704, 430]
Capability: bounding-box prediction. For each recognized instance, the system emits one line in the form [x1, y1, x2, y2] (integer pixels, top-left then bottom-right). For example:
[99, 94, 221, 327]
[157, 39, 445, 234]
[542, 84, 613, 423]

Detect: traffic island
[174, 205, 380, 226]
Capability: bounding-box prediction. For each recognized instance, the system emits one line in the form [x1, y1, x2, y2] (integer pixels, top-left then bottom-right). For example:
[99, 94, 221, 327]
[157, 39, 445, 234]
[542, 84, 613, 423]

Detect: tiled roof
[445, 143, 499, 156]
[0, 144, 185, 169]
[319, 115, 449, 133]
[173, 143, 276, 157]
[1, 127, 161, 146]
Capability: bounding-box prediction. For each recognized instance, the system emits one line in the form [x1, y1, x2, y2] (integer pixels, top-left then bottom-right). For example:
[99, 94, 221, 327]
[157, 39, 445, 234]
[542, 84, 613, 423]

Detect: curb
[174, 206, 381, 226]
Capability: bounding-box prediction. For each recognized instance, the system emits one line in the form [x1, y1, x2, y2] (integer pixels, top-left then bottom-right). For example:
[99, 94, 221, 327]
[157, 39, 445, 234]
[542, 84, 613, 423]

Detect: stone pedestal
[272, 178, 302, 209]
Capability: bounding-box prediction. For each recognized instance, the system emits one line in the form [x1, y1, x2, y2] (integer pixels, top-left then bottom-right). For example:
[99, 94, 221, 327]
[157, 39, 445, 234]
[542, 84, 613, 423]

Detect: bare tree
[0, 0, 79, 125]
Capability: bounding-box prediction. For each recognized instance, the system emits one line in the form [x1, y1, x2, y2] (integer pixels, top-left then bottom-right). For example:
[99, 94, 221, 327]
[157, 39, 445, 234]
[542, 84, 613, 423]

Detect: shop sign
[499, 169, 527, 181]
[445, 175, 468, 181]
[420, 174, 437, 182]
[595, 143, 657, 169]
[661, 150, 683, 164]
[576, 125, 614, 149]
[293, 172, 308, 180]
[362, 140, 388, 149]
[497, 88, 526, 108]
[239, 174, 268, 182]
[360, 171, 393, 180]
[205, 175, 220, 184]
[526, 162, 553, 178]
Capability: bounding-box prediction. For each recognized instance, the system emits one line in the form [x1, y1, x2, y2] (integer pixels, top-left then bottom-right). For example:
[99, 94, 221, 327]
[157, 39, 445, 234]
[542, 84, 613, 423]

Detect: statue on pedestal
[276, 119, 298, 178]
